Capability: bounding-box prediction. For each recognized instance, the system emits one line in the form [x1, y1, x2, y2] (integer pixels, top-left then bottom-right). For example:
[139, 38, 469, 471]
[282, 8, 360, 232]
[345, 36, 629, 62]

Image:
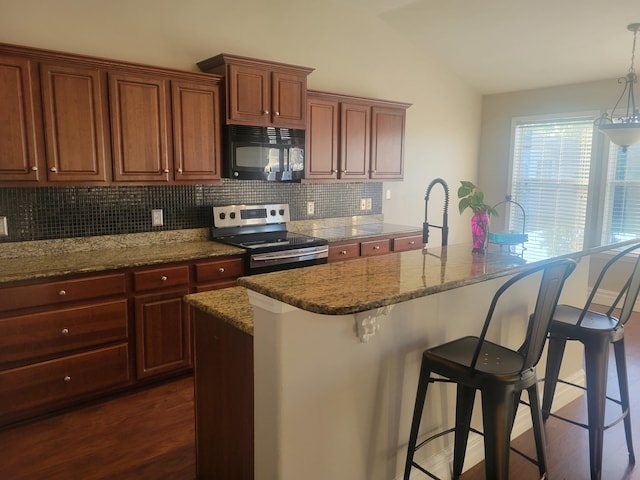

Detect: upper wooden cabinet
[171, 80, 222, 182]
[0, 43, 224, 186]
[197, 53, 314, 129]
[0, 55, 44, 183]
[109, 73, 171, 183]
[305, 91, 410, 181]
[40, 63, 110, 183]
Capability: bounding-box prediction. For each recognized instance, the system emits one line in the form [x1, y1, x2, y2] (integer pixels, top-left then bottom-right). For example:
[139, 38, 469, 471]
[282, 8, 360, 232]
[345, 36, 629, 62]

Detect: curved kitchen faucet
[423, 178, 449, 246]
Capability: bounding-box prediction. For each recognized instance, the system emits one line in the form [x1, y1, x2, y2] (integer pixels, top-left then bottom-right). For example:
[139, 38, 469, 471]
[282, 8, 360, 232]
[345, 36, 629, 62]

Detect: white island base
[249, 259, 588, 480]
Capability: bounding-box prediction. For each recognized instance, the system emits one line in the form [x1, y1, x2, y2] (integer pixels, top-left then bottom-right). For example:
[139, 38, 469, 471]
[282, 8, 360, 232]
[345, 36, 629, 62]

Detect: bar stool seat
[404, 259, 576, 480]
[541, 242, 640, 480]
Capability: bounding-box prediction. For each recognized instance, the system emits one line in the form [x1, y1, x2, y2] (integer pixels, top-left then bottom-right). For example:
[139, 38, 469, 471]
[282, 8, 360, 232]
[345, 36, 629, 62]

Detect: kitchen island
[186, 241, 638, 480]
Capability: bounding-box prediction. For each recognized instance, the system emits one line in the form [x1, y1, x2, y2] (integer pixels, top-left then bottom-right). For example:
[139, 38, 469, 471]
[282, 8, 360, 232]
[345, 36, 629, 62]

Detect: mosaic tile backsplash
[0, 180, 382, 243]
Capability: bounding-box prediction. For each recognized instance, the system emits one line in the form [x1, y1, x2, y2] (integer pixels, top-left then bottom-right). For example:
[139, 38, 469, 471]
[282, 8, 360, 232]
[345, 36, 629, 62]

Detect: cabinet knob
[163, 168, 169, 173]
[274, 111, 280, 116]
[63, 376, 71, 383]
[161, 275, 168, 281]
[409, 241, 415, 245]
[218, 267, 225, 273]
[373, 245, 380, 250]
[340, 250, 347, 255]
[61, 328, 69, 335]
[58, 289, 66, 296]
[341, 170, 346, 174]
[177, 168, 183, 174]
[31, 165, 38, 171]
[50, 166, 58, 173]
[263, 110, 269, 115]
[332, 169, 338, 174]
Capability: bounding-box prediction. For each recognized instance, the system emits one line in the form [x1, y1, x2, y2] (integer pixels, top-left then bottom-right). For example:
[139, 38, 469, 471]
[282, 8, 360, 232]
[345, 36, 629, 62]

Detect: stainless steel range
[210, 204, 329, 274]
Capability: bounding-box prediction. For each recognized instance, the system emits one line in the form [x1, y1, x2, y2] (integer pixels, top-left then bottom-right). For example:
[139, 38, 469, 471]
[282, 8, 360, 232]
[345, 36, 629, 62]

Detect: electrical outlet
[307, 201, 315, 215]
[385, 189, 391, 200]
[360, 198, 367, 210]
[365, 198, 372, 210]
[0, 216, 7, 236]
[151, 209, 164, 226]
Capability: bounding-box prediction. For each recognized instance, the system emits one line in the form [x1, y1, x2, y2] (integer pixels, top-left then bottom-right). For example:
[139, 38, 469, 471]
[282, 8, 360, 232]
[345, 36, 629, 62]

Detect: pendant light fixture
[596, 23, 640, 151]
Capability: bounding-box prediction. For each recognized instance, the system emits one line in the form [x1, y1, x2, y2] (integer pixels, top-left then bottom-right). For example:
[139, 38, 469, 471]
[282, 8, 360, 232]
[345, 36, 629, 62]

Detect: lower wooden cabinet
[134, 287, 192, 379]
[0, 343, 130, 425]
[0, 254, 245, 427]
[328, 232, 423, 263]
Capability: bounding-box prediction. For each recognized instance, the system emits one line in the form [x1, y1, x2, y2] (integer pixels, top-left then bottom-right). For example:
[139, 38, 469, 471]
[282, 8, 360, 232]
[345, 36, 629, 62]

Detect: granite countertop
[184, 286, 253, 335]
[0, 218, 422, 285]
[236, 241, 636, 316]
[0, 236, 243, 284]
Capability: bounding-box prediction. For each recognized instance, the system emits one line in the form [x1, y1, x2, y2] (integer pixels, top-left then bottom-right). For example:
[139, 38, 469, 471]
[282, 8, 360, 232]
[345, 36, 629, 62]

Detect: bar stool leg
[613, 338, 635, 464]
[481, 384, 517, 480]
[452, 385, 475, 479]
[584, 337, 611, 480]
[542, 336, 567, 421]
[404, 361, 431, 480]
[527, 382, 548, 478]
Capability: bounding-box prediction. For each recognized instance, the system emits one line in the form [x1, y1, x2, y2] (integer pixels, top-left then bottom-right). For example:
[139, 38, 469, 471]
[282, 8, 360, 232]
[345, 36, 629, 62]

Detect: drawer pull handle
[58, 289, 66, 296]
[61, 328, 69, 335]
[63, 376, 71, 383]
[373, 245, 380, 250]
[161, 276, 168, 281]
[218, 267, 225, 273]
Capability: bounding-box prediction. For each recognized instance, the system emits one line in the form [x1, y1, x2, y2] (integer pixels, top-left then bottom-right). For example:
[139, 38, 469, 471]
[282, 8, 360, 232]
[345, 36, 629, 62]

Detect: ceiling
[332, 0, 640, 94]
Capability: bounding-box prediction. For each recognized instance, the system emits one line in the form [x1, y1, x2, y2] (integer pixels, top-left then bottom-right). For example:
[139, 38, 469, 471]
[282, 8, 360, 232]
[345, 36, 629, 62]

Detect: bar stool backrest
[470, 258, 577, 372]
[577, 241, 640, 328]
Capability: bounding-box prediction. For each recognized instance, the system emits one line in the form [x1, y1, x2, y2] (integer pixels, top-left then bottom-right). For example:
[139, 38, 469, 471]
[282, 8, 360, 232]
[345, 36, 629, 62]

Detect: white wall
[478, 78, 615, 211]
[0, 0, 482, 245]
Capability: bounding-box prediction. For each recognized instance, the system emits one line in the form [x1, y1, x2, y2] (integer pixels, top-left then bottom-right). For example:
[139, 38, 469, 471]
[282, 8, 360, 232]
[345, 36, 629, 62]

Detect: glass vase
[471, 211, 489, 254]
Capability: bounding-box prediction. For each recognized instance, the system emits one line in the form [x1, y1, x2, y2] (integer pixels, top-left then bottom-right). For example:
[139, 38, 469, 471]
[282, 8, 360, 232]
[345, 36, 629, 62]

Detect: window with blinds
[510, 118, 594, 260]
[602, 143, 640, 244]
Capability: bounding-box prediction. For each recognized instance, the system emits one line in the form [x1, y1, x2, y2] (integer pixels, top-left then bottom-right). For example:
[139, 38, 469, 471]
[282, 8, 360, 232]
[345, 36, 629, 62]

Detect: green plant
[457, 181, 498, 216]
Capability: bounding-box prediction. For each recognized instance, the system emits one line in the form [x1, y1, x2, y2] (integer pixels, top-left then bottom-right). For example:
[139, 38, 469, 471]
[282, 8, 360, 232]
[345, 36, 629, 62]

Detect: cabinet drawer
[328, 243, 360, 262]
[134, 265, 189, 292]
[0, 273, 126, 313]
[360, 238, 391, 257]
[195, 257, 244, 283]
[0, 343, 130, 424]
[392, 234, 423, 252]
[0, 299, 128, 366]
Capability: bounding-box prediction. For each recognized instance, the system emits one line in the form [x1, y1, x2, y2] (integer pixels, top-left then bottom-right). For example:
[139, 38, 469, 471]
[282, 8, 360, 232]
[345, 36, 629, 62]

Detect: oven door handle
[252, 247, 329, 262]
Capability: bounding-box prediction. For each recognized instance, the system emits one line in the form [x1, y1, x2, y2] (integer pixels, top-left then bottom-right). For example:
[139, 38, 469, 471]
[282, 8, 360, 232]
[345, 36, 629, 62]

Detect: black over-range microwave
[224, 125, 305, 181]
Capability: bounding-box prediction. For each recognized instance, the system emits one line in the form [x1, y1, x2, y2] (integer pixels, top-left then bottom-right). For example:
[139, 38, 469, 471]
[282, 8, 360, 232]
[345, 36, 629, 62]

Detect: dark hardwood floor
[1, 311, 639, 479]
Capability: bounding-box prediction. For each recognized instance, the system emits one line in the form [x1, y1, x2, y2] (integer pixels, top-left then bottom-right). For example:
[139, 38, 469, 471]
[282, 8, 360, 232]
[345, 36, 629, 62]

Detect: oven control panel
[213, 204, 291, 228]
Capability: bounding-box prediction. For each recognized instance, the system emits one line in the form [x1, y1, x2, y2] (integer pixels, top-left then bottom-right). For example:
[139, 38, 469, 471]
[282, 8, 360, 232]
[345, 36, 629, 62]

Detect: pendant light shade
[596, 23, 640, 151]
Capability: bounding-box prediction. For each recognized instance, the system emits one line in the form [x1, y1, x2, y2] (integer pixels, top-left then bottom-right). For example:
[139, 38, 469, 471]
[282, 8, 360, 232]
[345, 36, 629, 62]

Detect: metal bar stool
[404, 258, 576, 480]
[541, 241, 640, 480]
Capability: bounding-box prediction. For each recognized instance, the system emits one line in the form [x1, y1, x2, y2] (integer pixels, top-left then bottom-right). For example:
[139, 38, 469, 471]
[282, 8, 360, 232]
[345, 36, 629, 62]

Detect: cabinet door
[109, 73, 171, 182]
[135, 288, 191, 379]
[271, 71, 306, 128]
[40, 63, 109, 182]
[340, 102, 370, 180]
[226, 64, 270, 126]
[305, 95, 339, 179]
[370, 106, 405, 180]
[172, 80, 222, 182]
[0, 55, 44, 182]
